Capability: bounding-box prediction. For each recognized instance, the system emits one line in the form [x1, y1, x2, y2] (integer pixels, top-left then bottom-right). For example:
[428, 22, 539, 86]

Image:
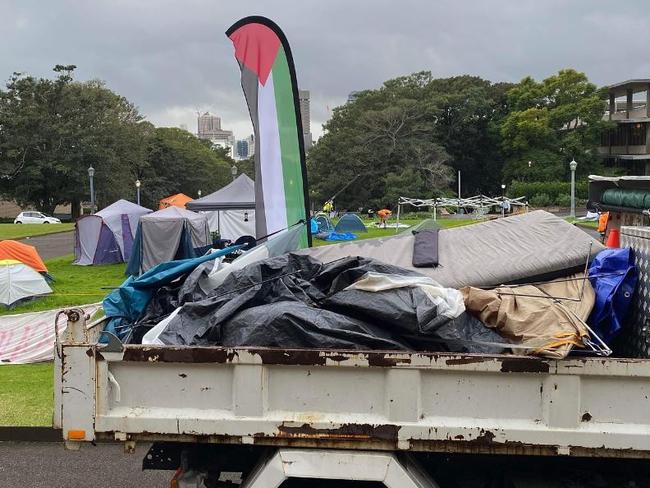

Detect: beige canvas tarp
[461, 274, 595, 359]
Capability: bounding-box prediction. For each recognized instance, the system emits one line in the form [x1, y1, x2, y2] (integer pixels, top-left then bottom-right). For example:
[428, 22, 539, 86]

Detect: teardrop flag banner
[226, 16, 311, 247]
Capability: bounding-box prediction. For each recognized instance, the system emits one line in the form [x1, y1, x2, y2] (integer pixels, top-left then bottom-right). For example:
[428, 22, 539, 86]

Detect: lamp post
[501, 184, 506, 218]
[135, 179, 141, 206]
[231, 164, 238, 182]
[198, 189, 202, 198]
[457, 170, 461, 215]
[87, 166, 95, 214]
[569, 158, 578, 218]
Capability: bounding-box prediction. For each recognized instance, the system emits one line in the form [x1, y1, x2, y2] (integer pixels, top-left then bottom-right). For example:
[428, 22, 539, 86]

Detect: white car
[14, 211, 61, 224]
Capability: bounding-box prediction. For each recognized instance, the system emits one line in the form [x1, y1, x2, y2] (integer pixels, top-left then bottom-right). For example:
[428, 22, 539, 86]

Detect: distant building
[298, 90, 313, 151]
[234, 134, 255, 160]
[197, 112, 234, 157]
[599, 80, 650, 175]
[348, 91, 361, 103]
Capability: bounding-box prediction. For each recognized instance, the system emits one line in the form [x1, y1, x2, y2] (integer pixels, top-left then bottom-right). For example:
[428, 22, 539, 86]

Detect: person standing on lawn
[377, 208, 391, 228]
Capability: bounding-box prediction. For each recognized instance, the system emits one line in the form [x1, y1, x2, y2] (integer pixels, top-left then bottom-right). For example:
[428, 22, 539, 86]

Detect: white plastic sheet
[0, 304, 100, 364]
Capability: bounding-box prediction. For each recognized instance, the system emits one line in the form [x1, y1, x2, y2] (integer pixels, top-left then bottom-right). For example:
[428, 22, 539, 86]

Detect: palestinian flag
[227, 17, 311, 247]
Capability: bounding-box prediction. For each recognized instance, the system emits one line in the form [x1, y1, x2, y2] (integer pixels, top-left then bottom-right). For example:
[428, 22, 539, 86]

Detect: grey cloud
[2, 0, 650, 140]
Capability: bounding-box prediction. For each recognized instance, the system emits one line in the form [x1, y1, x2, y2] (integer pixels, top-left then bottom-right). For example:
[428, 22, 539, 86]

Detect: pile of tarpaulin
[102, 211, 638, 359]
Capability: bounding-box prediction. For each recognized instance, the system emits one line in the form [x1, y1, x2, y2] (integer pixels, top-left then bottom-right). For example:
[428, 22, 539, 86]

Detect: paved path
[19, 231, 74, 260]
[0, 441, 169, 487]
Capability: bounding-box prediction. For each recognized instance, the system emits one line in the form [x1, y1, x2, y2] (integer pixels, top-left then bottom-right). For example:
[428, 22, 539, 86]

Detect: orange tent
[159, 193, 194, 210]
[0, 240, 48, 273]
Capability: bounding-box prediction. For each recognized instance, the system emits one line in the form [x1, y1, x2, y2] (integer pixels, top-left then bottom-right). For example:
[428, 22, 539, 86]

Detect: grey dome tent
[334, 213, 367, 233]
[126, 206, 211, 275]
[186, 174, 256, 240]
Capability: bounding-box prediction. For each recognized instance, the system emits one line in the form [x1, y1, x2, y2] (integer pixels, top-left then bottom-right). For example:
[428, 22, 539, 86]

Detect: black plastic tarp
[155, 254, 507, 354]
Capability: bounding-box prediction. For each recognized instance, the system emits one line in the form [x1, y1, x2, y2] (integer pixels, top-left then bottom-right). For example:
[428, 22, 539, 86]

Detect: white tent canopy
[186, 174, 256, 240]
[0, 260, 52, 306]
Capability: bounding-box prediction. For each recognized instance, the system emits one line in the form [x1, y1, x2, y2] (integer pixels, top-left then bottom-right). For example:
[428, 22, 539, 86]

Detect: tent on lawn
[0, 240, 48, 274]
[74, 200, 152, 266]
[314, 213, 334, 233]
[126, 206, 211, 276]
[186, 174, 256, 240]
[159, 193, 193, 210]
[0, 259, 52, 306]
[334, 213, 367, 233]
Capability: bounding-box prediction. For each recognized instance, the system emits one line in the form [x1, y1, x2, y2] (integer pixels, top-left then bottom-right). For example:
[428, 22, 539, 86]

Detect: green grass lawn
[0, 254, 126, 316]
[0, 223, 74, 240]
[0, 255, 125, 426]
[314, 217, 480, 246]
[0, 363, 53, 426]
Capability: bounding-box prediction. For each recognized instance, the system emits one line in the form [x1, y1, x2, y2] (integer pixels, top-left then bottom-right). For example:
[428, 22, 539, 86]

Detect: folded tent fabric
[0, 259, 52, 306]
[300, 211, 605, 289]
[412, 228, 440, 268]
[461, 273, 595, 359]
[0, 240, 48, 273]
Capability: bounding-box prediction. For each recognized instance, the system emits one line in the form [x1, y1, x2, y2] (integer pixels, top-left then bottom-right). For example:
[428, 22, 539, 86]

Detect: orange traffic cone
[606, 229, 620, 248]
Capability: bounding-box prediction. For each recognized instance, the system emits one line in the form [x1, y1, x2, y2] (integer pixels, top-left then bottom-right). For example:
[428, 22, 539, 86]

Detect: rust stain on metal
[276, 423, 400, 442]
[122, 347, 238, 364]
[255, 349, 327, 366]
[445, 357, 486, 366]
[366, 354, 412, 368]
[500, 358, 549, 373]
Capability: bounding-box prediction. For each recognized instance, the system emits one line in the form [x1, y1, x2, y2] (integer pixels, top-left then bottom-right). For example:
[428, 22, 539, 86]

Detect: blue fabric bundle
[588, 248, 638, 344]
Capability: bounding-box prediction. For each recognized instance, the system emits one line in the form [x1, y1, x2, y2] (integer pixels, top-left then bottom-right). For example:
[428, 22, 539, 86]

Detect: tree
[139, 128, 232, 209]
[0, 66, 146, 215]
[308, 73, 509, 209]
[500, 69, 610, 183]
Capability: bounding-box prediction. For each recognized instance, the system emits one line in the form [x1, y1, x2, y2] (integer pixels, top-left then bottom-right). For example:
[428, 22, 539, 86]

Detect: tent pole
[395, 202, 401, 234]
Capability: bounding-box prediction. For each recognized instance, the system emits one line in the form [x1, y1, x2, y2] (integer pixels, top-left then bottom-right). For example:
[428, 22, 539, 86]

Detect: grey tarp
[300, 211, 605, 288]
[138, 206, 210, 273]
[156, 253, 508, 354]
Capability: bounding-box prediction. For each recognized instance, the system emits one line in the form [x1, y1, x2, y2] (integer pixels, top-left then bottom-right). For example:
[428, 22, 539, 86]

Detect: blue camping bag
[588, 247, 638, 344]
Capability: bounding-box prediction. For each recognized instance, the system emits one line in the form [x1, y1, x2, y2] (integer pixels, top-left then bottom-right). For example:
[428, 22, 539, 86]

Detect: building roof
[608, 79, 650, 97]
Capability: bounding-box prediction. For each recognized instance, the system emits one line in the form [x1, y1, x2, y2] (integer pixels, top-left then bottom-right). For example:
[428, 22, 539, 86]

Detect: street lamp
[87, 166, 95, 214]
[501, 184, 506, 218]
[231, 165, 238, 181]
[198, 189, 202, 198]
[569, 159, 578, 218]
[135, 179, 141, 206]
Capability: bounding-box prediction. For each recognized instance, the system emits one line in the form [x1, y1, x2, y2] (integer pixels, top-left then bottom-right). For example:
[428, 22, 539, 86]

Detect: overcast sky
[2, 0, 649, 142]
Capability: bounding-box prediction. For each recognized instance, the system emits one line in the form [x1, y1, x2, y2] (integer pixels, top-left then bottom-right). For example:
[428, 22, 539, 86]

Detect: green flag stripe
[271, 49, 308, 247]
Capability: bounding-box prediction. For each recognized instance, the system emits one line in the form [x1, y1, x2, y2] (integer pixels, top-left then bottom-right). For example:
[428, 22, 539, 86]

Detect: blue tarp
[310, 218, 319, 234]
[103, 245, 241, 340]
[325, 232, 357, 241]
[588, 247, 638, 344]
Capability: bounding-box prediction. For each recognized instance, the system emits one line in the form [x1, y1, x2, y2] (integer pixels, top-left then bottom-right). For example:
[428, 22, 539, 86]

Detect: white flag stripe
[257, 73, 288, 235]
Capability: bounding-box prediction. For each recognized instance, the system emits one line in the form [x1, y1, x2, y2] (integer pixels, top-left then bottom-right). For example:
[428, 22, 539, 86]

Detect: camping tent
[126, 206, 211, 275]
[186, 174, 256, 240]
[74, 200, 152, 266]
[334, 213, 367, 233]
[314, 213, 334, 233]
[0, 240, 48, 274]
[0, 259, 52, 306]
[159, 193, 193, 210]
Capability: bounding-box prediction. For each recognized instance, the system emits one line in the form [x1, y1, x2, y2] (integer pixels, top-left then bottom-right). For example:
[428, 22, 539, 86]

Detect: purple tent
[74, 200, 152, 265]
